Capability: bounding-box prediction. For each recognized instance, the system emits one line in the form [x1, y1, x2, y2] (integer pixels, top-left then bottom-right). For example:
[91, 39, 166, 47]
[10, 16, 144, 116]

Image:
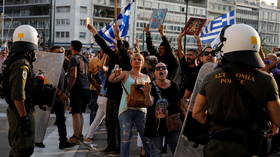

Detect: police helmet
[12, 25, 39, 51]
[211, 24, 264, 68]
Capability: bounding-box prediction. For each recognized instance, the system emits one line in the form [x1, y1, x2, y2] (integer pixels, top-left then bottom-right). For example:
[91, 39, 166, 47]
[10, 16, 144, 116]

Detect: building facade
[0, 0, 52, 48]
[54, 0, 92, 47]
[207, 0, 235, 20]
[132, 0, 207, 50]
[1, 0, 279, 49]
[258, 1, 280, 49]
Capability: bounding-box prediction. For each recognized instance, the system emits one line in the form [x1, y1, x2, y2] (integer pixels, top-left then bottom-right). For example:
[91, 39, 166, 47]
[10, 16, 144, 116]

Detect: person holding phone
[109, 53, 153, 157]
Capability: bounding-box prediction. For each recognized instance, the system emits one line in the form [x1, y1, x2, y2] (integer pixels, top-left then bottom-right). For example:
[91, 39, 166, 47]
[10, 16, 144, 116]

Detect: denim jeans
[119, 109, 152, 157]
[149, 132, 179, 157]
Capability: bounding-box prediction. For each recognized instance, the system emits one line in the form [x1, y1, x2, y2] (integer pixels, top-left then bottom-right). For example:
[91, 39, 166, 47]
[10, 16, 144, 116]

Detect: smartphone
[112, 64, 119, 73]
[114, 64, 119, 70]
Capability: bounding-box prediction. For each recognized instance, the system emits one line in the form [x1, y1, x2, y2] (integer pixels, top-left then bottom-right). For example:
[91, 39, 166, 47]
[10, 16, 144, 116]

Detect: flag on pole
[200, 10, 236, 44]
[98, 1, 133, 44]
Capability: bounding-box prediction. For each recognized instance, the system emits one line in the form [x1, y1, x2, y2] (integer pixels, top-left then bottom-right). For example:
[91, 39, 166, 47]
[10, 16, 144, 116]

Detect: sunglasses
[155, 66, 167, 71]
[202, 51, 215, 57]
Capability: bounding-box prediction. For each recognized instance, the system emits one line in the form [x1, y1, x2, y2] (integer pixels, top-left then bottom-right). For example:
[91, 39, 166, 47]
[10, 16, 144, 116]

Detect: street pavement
[0, 98, 172, 157]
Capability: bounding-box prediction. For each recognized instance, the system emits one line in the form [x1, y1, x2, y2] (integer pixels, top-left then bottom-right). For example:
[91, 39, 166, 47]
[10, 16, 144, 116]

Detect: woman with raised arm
[108, 53, 153, 157]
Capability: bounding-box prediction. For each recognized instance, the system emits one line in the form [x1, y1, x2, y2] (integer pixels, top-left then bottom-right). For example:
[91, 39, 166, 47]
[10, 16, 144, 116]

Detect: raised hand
[158, 24, 164, 36]
[194, 33, 201, 41]
[87, 24, 98, 35]
[134, 39, 139, 48]
[178, 30, 186, 39]
[114, 23, 121, 40]
[114, 68, 122, 77]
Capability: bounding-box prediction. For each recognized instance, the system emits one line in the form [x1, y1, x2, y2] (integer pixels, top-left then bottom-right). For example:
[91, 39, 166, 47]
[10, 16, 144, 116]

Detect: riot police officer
[192, 24, 280, 157]
[3, 25, 39, 157]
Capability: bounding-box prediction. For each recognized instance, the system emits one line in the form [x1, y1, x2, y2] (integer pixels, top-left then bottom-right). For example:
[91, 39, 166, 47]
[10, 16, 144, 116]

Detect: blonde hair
[130, 53, 145, 63]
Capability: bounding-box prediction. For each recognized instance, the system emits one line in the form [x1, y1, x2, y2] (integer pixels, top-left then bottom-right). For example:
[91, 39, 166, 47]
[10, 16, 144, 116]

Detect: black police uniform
[199, 63, 279, 157]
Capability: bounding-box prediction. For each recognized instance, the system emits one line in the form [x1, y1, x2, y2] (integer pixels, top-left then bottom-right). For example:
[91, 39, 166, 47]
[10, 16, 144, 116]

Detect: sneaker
[83, 138, 93, 144]
[35, 142, 45, 148]
[68, 136, 81, 145]
[59, 141, 76, 149]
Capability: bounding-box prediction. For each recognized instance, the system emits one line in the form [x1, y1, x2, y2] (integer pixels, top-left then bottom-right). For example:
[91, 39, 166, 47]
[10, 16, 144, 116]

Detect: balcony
[1, 0, 50, 6]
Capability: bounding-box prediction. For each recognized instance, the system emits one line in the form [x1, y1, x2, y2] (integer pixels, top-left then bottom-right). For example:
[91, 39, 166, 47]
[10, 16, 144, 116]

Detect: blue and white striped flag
[98, 1, 133, 44]
[200, 10, 236, 44]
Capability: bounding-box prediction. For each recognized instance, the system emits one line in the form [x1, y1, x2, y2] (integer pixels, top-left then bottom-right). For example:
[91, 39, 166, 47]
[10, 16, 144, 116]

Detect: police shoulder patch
[22, 70, 27, 80]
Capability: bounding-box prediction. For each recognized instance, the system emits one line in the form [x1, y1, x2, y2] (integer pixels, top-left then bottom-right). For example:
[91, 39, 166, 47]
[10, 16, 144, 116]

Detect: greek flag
[98, 1, 133, 44]
[200, 10, 236, 44]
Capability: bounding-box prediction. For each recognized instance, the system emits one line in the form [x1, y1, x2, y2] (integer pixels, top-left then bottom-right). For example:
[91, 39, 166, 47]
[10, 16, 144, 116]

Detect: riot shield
[174, 63, 217, 157]
[33, 51, 64, 144]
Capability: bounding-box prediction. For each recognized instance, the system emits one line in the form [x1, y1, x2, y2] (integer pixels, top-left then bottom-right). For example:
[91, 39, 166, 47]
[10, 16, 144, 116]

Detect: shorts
[70, 89, 91, 114]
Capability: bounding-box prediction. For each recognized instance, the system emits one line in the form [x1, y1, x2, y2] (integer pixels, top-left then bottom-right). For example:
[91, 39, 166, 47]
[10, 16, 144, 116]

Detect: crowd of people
[3, 22, 280, 157]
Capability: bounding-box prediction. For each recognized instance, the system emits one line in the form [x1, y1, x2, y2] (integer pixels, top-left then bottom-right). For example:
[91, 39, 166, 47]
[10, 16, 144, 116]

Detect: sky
[263, 0, 277, 5]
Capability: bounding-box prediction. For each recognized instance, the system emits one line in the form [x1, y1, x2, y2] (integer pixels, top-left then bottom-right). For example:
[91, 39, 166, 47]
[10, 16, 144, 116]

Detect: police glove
[19, 116, 32, 136]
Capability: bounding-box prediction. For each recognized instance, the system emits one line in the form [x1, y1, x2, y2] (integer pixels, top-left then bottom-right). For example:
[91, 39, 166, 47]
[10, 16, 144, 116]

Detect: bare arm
[192, 94, 208, 124]
[194, 34, 203, 55]
[68, 66, 77, 91]
[177, 31, 186, 60]
[134, 39, 140, 54]
[266, 100, 280, 127]
[108, 69, 126, 83]
[14, 100, 27, 117]
[101, 54, 108, 72]
[114, 23, 121, 41]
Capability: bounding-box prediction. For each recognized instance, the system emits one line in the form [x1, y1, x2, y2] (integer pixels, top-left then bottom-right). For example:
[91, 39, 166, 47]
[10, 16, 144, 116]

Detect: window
[56, 32, 60, 38]
[80, 6, 87, 13]
[56, 31, 69, 38]
[56, 19, 70, 25]
[56, 19, 60, 25]
[80, 32, 86, 39]
[66, 19, 70, 25]
[80, 19, 86, 26]
[61, 32, 65, 38]
[56, 6, 70, 13]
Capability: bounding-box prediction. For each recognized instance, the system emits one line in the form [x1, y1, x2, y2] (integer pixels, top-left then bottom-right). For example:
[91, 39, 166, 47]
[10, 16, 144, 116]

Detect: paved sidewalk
[31, 113, 157, 157]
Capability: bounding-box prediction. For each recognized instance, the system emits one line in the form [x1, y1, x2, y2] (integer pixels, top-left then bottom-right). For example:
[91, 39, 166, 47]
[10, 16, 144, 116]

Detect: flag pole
[184, 0, 188, 53]
[2, 0, 5, 44]
[114, 0, 118, 20]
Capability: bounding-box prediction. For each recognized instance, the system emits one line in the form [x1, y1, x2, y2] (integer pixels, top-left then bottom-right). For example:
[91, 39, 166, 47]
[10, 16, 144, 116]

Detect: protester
[145, 24, 178, 80]
[49, 46, 76, 149]
[68, 40, 91, 145]
[87, 23, 131, 154]
[145, 62, 181, 156]
[108, 53, 152, 157]
[85, 53, 109, 143]
[176, 31, 201, 100]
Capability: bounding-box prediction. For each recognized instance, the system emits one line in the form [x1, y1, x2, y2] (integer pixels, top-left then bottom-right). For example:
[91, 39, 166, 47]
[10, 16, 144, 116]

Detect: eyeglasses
[155, 66, 167, 71]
